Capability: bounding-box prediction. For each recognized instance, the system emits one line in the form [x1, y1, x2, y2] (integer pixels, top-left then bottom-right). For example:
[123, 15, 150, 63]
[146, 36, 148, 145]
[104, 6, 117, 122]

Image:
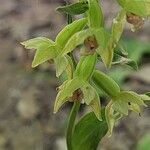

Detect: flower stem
[66, 10, 80, 150]
[66, 101, 80, 150]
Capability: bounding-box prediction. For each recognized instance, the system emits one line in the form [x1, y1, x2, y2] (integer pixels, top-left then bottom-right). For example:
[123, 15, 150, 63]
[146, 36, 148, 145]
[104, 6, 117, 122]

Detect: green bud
[92, 70, 120, 97]
[74, 53, 97, 81]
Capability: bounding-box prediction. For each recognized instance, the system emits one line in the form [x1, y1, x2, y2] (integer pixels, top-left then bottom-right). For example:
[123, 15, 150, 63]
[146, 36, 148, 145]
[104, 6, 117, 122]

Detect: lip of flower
[126, 13, 141, 24]
[126, 13, 145, 31]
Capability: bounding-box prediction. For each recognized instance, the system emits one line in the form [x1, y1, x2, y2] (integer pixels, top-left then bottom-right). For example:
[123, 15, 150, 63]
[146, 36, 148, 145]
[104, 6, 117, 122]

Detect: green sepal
[113, 101, 128, 115]
[21, 37, 57, 67]
[54, 56, 68, 77]
[54, 78, 85, 113]
[115, 91, 146, 106]
[32, 45, 56, 67]
[105, 102, 116, 136]
[74, 53, 97, 81]
[82, 83, 102, 120]
[111, 9, 126, 43]
[63, 28, 94, 55]
[55, 18, 87, 50]
[87, 0, 104, 28]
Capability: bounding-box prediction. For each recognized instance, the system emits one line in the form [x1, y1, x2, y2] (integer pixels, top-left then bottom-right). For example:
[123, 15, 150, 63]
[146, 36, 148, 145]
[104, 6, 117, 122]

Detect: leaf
[55, 18, 87, 49]
[54, 78, 85, 113]
[56, 2, 89, 15]
[32, 45, 56, 67]
[111, 9, 126, 43]
[21, 37, 54, 50]
[116, 91, 146, 106]
[113, 101, 128, 115]
[117, 0, 150, 17]
[54, 56, 68, 77]
[72, 111, 108, 150]
[137, 134, 150, 150]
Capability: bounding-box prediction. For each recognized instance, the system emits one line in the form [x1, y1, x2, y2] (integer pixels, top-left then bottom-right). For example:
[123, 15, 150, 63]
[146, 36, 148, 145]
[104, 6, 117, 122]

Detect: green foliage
[55, 18, 87, 49]
[21, 0, 150, 149]
[137, 134, 150, 150]
[54, 78, 85, 113]
[72, 111, 108, 150]
[56, 2, 89, 15]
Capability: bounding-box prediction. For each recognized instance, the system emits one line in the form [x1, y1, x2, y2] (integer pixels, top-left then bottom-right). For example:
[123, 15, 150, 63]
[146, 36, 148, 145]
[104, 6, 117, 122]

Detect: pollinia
[21, 0, 150, 149]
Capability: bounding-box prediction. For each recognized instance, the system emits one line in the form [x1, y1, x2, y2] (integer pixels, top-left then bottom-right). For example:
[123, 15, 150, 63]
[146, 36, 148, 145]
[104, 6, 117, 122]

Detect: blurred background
[0, 0, 150, 150]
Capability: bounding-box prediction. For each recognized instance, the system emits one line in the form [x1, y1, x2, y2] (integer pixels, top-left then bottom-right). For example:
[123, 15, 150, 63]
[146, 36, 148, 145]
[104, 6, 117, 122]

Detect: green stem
[66, 101, 80, 150]
[66, 9, 80, 150]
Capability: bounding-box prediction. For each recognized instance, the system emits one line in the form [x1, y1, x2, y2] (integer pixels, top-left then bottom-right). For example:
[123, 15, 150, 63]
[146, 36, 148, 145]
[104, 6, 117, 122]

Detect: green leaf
[113, 101, 128, 115]
[112, 9, 126, 43]
[32, 45, 56, 67]
[74, 54, 97, 81]
[54, 78, 85, 113]
[54, 56, 68, 77]
[117, 0, 150, 17]
[72, 111, 108, 150]
[55, 18, 87, 49]
[21, 37, 54, 50]
[56, 2, 89, 15]
[115, 91, 146, 106]
[87, 0, 104, 28]
[137, 134, 150, 150]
